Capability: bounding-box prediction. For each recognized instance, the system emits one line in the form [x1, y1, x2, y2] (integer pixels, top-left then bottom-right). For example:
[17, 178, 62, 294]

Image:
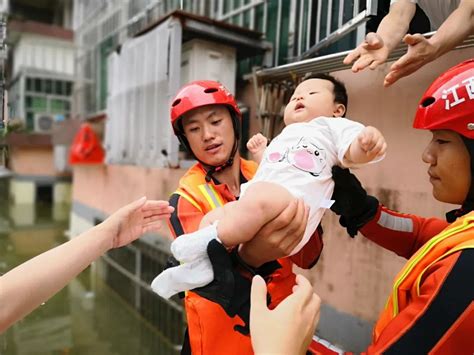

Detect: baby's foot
[151, 257, 213, 299]
[171, 223, 219, 262]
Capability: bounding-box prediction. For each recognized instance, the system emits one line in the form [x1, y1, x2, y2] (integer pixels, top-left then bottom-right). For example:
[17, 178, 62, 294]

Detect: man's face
[422, 130, 471, 204]
[182, 105, 236, 166]
[284, 79, 345, 125]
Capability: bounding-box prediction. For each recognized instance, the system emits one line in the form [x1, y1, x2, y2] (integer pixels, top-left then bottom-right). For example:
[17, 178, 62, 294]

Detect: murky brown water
[0, 192, 180, 355]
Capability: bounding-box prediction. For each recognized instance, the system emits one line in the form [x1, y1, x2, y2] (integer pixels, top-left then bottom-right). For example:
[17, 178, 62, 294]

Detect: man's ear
[333, 103, 346, 117]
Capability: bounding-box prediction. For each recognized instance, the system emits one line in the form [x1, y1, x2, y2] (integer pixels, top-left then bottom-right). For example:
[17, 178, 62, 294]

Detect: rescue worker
[250, 59, 474, 354]
[167, 80, 323, 355]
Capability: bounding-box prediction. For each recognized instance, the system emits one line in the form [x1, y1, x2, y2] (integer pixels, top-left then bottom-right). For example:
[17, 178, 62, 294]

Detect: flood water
[0, 182, 181, 355]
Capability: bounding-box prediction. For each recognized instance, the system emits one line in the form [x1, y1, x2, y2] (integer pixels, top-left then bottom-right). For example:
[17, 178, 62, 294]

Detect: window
[31, 97, 47, 111]
[54, 80, 64, 95]
[34, 78, 42, 92]
[65, 82, 73, 96]
[26, 78, 33, 91]
[26, 112, 34, 130]
[50, 98, 67, 113]
[44, 79, 53, 94]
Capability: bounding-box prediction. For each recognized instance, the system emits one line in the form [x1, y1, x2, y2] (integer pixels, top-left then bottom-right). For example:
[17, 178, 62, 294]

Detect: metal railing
[102, 237, 185, 353]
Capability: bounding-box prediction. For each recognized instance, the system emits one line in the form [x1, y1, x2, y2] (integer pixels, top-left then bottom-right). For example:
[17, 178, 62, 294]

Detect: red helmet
[413, 59, 474, 138]
[170, 80, 241, 135]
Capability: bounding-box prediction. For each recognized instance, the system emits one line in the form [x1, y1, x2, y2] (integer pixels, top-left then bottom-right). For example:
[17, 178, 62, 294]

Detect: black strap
[384, 249, 474, 354]
[169, 193, 185, 236]
[180, 328, 192, 355]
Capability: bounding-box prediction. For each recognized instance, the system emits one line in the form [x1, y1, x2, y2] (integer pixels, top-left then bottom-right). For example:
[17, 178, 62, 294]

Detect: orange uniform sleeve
[360, 205, 449, 259]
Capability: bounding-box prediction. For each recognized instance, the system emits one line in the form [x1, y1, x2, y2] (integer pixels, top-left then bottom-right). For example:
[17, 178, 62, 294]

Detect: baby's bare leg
[199, 203, 233, 229]
[214, 182, 294, 247]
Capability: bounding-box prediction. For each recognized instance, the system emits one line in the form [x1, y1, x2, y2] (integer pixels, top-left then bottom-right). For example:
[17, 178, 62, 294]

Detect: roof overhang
[134, 10, 272, 62]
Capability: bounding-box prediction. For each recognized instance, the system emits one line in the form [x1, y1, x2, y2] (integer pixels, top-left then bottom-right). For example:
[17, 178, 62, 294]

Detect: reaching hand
[343, 33, 391, 72]
[247, 133, 268, 156]
[250, 274, 321, 355]
[100, 197, 174, 250]
[384, 34, 439, 87]
[356, 126, 387, 161]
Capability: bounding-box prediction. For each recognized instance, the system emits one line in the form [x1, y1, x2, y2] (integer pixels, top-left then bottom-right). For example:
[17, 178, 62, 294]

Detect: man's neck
[213, 154, 241, 197]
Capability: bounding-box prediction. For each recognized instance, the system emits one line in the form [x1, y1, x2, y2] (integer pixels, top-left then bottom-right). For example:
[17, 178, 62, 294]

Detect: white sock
[150, 257, 213, 299]
[171, 222, 219, 263]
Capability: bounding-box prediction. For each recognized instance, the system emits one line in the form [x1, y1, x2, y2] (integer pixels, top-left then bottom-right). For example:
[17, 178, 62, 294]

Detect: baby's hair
[302, 73, 348, 113]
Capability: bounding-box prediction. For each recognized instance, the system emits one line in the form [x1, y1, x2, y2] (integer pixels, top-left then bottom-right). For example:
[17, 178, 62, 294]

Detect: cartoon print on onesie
[266, 137, 327, 177]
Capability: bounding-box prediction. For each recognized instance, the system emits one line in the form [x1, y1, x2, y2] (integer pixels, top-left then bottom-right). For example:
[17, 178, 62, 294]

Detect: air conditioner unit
[34, 113, 54, 133]
[181, 39, 236, 95]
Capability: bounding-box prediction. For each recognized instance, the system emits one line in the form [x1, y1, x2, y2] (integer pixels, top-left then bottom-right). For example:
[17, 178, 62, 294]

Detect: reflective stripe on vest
[198, 184, 224, 210]
[175, 190, 203, 213]
[391, 215, 474, 316]
[415, 239, 474, 295]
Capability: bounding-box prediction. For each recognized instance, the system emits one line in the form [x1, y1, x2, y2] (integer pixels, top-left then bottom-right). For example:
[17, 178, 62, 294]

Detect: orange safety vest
[175, 159, 297, 355]
[374, 212, 474, 347]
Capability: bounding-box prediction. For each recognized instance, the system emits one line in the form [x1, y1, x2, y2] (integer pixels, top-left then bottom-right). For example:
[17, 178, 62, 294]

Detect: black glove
[193, 240, 280, 336]
[331, 166, 379, 237]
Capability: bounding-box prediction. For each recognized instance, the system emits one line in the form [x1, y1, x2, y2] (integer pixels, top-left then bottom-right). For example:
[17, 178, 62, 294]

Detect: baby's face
[284, 79, 343, 125]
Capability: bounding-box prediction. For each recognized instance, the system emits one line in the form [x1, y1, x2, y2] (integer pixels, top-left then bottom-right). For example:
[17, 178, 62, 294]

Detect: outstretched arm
[343, 0, 416, 72]
[385, 0, 474, 86]
[0, 197, 173, 333]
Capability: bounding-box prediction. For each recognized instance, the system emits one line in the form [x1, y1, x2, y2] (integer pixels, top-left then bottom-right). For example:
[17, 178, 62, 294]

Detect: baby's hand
[247, 133, 268, 155]
[357, 126, 387, 160]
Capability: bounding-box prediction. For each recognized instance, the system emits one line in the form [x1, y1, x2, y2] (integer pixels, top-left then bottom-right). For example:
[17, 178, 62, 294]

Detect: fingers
[389, 49, 416, 73]
[292, 202, 309, 247]
[247, 133, 267, 151]
[292, 274, 314, 305]
[351, 55, 375, 73]
[250, 275, 268, 314]
[143, 213, 172, 224]
[369, 60, 383, 70]
[127, 196, 147, 211]
[142, 200, 170, 210]
[268, 198, 299, 230]
[343, 47, 361, 65]
[363, 32, 383, 48]
[142, 206, 174, 218]
[402, 33, 424, 47]
[280, 201, 307, 253]
[384, 62, 420, 87]
[383, 34, 429, 86]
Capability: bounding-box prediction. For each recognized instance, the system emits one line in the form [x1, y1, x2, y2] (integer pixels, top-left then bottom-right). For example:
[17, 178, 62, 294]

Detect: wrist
[427, 37, 443, 59]
[91, 222, 115, 253]
[237, 246, 264, 268]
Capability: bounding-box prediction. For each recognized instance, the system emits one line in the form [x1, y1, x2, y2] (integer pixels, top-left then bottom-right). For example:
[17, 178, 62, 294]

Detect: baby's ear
[333, 103, 346, 117]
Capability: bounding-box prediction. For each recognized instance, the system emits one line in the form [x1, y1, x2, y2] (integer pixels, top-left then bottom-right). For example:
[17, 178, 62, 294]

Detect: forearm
[428, 1, 474, 59]
[376, 2, 416, 51]
[360, 205, 448, 258]
[0, 224, 110, 332]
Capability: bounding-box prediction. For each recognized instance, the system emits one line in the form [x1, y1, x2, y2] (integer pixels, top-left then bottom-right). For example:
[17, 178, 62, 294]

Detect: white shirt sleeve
[325, 117, 365, 167]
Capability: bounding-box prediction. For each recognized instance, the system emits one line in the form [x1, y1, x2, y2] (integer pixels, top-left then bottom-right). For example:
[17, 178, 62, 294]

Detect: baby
[153, 74, 386, 298]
